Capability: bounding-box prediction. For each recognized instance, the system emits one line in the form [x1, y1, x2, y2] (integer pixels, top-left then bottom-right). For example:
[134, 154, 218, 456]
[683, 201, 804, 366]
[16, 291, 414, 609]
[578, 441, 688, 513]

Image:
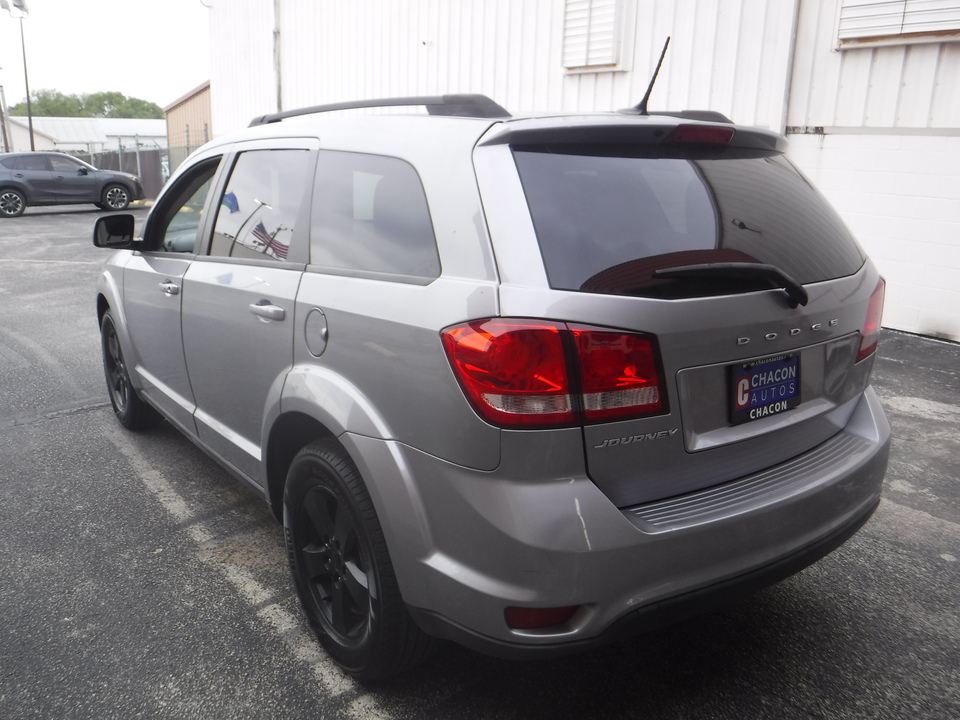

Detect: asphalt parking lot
[1, 206, 958, 720]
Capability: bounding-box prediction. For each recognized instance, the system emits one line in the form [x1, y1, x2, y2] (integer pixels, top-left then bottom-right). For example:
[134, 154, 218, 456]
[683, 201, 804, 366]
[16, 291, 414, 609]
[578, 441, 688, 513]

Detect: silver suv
[93, 94, 890, 680]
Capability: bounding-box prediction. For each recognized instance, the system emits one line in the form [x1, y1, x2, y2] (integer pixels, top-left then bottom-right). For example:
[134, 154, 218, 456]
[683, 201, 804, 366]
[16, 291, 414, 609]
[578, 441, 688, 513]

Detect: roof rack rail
[249, 94, 511, 127]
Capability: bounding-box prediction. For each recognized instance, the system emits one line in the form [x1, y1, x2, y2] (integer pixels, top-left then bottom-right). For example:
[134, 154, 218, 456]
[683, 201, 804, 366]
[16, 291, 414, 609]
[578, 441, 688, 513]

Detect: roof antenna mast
[634, 36, 670, 116]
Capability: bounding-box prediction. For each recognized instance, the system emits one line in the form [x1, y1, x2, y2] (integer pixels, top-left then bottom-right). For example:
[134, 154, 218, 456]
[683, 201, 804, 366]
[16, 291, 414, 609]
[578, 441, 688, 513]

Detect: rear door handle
[159, 281, 180, 296]
[249, 301, 285, 321]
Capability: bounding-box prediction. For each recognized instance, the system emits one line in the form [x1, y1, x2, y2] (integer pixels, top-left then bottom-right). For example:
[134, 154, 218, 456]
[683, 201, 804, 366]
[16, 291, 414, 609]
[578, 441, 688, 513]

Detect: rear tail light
[440, 320, 574, 427]
[856, 278, 885, 362]
[441, 319, 666, 428]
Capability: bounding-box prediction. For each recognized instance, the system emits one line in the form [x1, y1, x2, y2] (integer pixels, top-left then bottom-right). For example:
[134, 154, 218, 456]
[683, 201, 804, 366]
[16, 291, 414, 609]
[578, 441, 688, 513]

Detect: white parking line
[104, 424, 393, 719]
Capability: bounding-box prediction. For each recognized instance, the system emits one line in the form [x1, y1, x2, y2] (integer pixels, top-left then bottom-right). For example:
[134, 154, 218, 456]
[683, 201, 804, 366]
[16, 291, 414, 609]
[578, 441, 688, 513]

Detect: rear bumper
[408, 494, 880, 659]
[346, 386, 889, 658]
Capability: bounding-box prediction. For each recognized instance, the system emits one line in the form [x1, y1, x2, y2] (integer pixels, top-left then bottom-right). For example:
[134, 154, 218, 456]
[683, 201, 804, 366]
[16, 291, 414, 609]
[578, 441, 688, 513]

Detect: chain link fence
[64, 144, 199, 201]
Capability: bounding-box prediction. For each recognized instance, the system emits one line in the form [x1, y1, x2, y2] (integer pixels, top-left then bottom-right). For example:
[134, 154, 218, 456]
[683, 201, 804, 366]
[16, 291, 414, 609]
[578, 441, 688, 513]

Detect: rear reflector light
[441, 319, 666, 428]
[665, 124, 735, 146]
[505, 605, 579, 629]
[857, 277, 885, 362]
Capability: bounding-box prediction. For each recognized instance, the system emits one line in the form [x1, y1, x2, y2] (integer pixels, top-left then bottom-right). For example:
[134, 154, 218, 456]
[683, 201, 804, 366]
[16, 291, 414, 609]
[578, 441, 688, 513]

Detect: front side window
[149, 157, 221, 253]
[210, 149, 312, 262]
[310, 151, 440, 281]
[49, 156, 85, 173]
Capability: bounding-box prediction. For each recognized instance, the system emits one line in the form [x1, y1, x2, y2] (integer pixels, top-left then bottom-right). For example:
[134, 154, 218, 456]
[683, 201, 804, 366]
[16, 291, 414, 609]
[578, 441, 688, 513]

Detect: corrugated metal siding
[838, 0, 960, 40]
[211, 0, 798, 135]
[208, 0, 277, 136]
[165, 86, 213, 149]
[789, 0, 960, 128]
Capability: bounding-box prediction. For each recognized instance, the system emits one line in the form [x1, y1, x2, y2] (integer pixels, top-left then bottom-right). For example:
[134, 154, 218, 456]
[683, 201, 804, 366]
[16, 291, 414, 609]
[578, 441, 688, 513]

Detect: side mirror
[78, 167, 88, 175]
[93, 214, 137, 248]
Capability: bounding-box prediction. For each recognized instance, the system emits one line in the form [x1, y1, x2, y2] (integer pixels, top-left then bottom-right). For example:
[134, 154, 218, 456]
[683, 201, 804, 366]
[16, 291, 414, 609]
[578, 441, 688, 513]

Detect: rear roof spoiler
[647, 110, 734, 123]
[249, 94, 511, 126]
[478, 120, 785, 153]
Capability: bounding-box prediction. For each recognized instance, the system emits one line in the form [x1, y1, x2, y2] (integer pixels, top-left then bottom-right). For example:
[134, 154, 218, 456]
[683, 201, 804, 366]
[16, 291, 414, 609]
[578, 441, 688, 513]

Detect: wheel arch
[96, 292, 110, 325]
[265, 411, 335, 522]
[266, 367, 417, 551]
[95, 269, 145, 394]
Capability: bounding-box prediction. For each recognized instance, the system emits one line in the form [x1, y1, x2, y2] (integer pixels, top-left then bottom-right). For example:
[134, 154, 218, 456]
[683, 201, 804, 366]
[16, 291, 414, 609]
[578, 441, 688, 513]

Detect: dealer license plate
[730, 353, 800, 425]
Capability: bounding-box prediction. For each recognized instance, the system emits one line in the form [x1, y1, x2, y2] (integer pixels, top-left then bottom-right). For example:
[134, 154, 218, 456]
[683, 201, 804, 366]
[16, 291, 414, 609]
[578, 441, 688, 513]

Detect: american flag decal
[251, 221, 289, 260]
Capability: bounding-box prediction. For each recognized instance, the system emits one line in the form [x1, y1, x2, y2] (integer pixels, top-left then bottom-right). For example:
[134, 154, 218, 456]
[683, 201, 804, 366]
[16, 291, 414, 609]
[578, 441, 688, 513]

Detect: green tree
[9, 89, 89, 117]
[9, 89, 163, 119]
[83, 91, 127, 117]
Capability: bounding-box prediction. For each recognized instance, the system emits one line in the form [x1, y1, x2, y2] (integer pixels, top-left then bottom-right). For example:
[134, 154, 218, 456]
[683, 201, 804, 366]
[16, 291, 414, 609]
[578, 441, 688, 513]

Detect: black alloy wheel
[284, 439, 435, 681]
[100, 310, 162, 430]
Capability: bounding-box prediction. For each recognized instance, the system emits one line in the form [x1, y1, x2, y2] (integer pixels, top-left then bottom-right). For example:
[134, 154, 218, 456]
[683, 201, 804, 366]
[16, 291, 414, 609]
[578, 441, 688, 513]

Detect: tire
[0, 188, 26, 217]
[100, 310, 163, 430]
[101, 184, 131, 211]
[284, 438, 436, 681]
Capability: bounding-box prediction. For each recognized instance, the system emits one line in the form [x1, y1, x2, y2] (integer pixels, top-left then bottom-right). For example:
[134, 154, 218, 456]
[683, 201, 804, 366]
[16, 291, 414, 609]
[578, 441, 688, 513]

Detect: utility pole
[0, 0, 33, 151]
[0, 83, 10, 152]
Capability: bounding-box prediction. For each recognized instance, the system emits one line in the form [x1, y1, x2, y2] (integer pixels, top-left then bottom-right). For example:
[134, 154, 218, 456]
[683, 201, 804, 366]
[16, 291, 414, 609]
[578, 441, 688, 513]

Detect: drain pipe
[779, 0, 802, 136]
[273, 0, 282, 112]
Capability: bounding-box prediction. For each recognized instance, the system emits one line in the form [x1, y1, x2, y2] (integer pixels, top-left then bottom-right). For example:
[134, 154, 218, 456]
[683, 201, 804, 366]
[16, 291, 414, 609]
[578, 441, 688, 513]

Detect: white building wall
[208, 0, 277, 137]
[210, 0, 798, 135]
[784, 0, 960, 342]
[205, 0, 959, 342]
[788, 1, 960, 128]
[789, 133, 960, 341]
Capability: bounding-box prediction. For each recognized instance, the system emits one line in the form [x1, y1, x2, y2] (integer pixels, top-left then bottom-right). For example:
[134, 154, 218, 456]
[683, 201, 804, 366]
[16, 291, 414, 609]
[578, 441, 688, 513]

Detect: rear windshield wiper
[653, 262, 809, 308]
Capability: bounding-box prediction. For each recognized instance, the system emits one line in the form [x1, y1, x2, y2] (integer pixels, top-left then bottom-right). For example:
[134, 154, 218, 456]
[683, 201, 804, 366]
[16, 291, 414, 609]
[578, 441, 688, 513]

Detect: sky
[0, 0, 211, 111]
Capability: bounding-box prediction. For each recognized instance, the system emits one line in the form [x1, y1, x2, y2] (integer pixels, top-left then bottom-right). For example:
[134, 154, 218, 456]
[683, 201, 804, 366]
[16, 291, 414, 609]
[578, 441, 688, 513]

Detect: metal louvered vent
[562, 0, 620, 69]
[838, 0, 960, 42]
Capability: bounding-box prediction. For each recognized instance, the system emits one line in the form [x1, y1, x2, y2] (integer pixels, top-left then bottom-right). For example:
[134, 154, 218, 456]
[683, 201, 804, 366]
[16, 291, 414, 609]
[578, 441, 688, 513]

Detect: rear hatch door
[483, 118, 880, 508]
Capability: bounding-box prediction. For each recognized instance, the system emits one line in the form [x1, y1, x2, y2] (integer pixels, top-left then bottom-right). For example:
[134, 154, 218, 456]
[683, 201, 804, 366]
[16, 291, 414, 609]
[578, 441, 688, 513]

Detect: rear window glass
[310, 150, 440, 281]
[512, 148, 865, 298]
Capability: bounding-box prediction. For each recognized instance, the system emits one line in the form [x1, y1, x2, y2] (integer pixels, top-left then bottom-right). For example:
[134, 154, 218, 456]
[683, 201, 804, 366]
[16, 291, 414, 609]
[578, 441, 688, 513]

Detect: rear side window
[310, 151, 440, 281]
[10, 155, 50, 171]
[210, 149, 312, 262]
[513, 148, 865, 297]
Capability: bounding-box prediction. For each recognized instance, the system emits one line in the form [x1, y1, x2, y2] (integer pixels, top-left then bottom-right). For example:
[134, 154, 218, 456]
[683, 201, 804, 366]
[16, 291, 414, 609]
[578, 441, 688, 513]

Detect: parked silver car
[93, 94, 889, 681]
[0, 151, 144, 217]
